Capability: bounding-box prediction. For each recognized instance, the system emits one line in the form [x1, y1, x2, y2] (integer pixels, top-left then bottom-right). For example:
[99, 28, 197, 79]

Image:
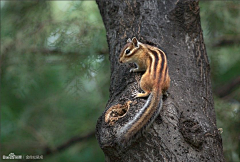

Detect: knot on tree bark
[179, 111, 217, 150]
[179, 117, 204, 149]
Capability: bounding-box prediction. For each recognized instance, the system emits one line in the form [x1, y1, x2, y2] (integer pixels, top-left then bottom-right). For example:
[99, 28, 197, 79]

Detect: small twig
[29, 48, 108, 56]
[43, 131, 96, 156]
[212, 36, 240, 47]
[214, 76, 240, 98]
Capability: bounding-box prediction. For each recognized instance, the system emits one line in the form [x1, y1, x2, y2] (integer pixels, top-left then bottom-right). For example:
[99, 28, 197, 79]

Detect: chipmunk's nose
[119, 58, 123, 63]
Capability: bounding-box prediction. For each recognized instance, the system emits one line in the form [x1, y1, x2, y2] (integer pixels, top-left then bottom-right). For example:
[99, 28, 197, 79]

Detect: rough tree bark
[96, 0, 225, 161]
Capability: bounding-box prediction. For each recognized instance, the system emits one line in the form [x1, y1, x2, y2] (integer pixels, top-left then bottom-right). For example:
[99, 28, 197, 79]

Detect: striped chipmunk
[118, 37, 170, 146]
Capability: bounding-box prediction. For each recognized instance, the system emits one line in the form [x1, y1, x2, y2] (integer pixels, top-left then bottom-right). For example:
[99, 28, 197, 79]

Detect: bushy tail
[116, 90, 163, 147]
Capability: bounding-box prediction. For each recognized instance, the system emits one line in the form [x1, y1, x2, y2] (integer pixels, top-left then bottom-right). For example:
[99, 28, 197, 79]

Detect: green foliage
[1, 1, 107, 161]
[215, 97, 240, 162]
[200, 1, 240, 162]
[1, 1, 239, 162]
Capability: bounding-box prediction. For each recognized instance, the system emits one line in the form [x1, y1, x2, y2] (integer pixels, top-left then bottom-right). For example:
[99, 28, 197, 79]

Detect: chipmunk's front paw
[163, 91, 169, 97]
[129, 68, 138, 73]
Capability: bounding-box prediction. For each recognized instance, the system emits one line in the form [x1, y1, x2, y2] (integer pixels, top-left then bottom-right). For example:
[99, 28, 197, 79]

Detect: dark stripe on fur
[149, 49, 159, 79]
[149, 56, 153, 74]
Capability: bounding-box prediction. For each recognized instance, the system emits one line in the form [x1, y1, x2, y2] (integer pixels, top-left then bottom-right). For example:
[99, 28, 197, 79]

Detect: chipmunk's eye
[125, 49, 131, 54]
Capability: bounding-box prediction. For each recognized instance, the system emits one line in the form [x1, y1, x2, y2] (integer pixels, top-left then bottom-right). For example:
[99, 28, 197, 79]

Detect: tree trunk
[95, 0, 225, 161]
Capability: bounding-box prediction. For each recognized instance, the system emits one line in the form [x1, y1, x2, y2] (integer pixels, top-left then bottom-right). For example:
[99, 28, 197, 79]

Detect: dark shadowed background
[1, 1, 239, 162]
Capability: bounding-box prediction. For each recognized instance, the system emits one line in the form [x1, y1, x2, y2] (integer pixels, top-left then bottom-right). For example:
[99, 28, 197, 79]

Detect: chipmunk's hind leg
[136, 73, 152, 98]
[136, 91, 150, 98]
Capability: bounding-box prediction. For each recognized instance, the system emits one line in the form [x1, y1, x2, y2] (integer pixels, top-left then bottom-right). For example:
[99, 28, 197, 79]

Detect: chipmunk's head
[119, 37, 142, 63]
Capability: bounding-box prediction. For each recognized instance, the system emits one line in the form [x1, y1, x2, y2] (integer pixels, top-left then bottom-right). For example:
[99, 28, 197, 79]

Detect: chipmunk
[118, 37, 170, 146]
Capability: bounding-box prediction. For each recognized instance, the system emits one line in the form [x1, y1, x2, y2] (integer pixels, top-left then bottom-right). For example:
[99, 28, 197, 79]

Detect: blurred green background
[1, 1, 239, 162]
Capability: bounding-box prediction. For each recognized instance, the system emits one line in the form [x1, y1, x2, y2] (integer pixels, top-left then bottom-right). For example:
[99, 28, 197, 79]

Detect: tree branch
[29, 48, 108, 56]
[214, 76, 240, 98]
[43, 131, 95, 156]
[213, 36, 240, 47]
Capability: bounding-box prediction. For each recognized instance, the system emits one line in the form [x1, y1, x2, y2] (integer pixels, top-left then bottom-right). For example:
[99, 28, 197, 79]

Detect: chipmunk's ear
[127, 38, 132, 43]
[132, 37, 139, 47]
